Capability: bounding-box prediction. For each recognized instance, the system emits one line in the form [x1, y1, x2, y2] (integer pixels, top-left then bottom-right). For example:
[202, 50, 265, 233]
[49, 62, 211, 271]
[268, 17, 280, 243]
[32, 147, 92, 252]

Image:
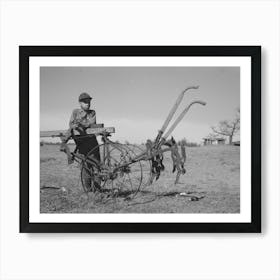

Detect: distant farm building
[233, 141, 240, 146]
[203, 137, 226, 146]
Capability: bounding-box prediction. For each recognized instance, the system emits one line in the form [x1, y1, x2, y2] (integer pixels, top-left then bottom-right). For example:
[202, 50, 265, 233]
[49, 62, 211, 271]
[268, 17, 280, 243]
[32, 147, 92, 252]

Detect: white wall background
[0, 0, 279, 279]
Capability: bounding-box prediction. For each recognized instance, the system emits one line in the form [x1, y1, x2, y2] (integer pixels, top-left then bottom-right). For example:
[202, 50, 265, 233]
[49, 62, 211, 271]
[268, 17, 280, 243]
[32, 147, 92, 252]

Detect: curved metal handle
[159, 86, 199, 133]
[155, 86, 199, 144]
[161, 100, 206, 141]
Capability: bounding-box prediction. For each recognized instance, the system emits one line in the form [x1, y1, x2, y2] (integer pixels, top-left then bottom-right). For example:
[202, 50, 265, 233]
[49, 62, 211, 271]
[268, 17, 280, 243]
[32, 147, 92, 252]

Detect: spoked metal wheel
[122, 144, 152, 188]
[80, 142, 144, 198]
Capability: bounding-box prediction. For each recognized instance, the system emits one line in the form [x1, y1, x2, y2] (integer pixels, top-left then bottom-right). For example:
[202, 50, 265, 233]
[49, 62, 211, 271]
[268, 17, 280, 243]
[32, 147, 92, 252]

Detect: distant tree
[206, 132, 218, 140]
[124, 140, 130, 145]
[186, 141, 198, 147]
[211, 108, 240, 145]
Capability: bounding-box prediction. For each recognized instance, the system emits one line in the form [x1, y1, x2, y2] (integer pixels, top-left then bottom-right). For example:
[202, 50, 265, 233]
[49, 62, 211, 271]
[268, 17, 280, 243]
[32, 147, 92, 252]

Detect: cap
[79, 92, 92, 102]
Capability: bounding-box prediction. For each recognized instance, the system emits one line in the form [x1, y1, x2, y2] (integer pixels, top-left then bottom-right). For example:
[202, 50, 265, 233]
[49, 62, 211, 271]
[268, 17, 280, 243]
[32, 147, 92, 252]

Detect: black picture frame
[20, 46, 261, 233]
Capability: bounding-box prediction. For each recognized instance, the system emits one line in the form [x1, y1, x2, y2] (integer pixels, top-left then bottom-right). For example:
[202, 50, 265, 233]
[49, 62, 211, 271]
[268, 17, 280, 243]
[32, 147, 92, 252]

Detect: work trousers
[74, 135, 101, 190]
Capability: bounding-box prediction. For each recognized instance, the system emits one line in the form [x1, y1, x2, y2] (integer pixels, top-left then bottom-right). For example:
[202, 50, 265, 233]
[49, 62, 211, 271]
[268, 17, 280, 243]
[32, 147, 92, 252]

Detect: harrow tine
[175, 171, 182, 184]
[181, 144, 186, 163]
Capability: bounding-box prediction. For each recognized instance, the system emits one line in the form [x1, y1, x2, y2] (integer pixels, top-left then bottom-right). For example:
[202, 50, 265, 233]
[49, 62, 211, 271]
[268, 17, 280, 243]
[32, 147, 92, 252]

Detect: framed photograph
[20, 46, 261, 233]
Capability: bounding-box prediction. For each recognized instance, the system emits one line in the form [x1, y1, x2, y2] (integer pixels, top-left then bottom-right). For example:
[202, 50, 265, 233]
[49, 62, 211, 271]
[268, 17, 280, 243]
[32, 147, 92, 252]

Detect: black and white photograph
[40, 66, 240, 214]
[20, 46, 261, 232]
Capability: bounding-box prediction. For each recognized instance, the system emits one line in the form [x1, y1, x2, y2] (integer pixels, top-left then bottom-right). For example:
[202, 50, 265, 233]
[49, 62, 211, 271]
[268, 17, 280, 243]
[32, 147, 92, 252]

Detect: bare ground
[40, 144, 240, 213]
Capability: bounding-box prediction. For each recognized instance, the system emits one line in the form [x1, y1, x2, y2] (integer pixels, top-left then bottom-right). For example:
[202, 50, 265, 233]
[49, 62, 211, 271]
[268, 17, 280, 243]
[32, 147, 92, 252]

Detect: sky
[40, 67, 240, 144]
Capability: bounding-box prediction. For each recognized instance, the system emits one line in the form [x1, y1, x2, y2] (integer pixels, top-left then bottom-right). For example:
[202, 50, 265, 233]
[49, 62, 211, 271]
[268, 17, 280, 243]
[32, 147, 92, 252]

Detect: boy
[61, 92, 97, 144]
[60, 92, 101, 191]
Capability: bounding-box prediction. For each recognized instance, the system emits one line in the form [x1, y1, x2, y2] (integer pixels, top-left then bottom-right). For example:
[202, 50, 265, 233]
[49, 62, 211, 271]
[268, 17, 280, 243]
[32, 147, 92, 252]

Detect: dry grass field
[40, 143, 240, 213]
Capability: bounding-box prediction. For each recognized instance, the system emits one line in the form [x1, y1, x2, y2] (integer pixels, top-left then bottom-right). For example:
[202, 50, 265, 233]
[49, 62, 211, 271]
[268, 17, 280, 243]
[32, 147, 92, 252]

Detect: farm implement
[40, 86, 206, 197]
